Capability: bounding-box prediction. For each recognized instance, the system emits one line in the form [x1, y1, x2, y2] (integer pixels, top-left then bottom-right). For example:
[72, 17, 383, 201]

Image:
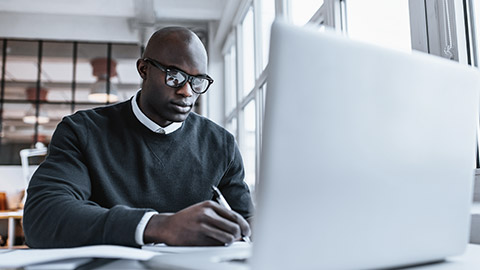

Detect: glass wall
[241, 100, 256, 190]
[241, 7, 256, 98]
[0, 39, 142, 165]
[222, 0, 461, 197]
[290, 0, 325, 26]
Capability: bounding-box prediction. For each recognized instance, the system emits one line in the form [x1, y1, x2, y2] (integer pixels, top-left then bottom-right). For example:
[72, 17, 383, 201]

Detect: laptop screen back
[252, 20, 480, 270]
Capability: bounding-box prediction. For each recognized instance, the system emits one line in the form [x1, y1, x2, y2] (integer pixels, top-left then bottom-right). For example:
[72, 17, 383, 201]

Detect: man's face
[137, 35, 208, 127]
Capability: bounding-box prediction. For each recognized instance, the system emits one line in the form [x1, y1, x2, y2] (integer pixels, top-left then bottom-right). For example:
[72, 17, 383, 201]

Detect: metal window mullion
[450, 0, 467, 62]
[463, 0, 476, 66]
[250, 64, 268, 192]
[71, 42, 78, 113]
[222, 54, 229, 123]
[308, 4, 326, 25]
[225, 109, 237, 125]
[233, 0, 254, 27]
[106, 43, 112, 105]
[235, 25, 244, 140]
[252, 68, 268, 184]
[253, 0, 262, 78]
[222, 31, 236, 122]
[33, 41, 43, 145]
[0, 39, 7, 144]
[324, 0, 344, 31]
[239, 86, 256, 110]
[453, 0, 468, 64]
[416, 0, 465, 62]
[254, 83, 264, 193]
[466, 0, 478, 66]
[340, 0, 347, 33]
[275, 0, 288, 18]
[252, 0, 265, 189]
[221, 32, 235, 56]
[425, 0, 450, 58]
[409, 0, 430, 53]
[242, 60, 267, 103]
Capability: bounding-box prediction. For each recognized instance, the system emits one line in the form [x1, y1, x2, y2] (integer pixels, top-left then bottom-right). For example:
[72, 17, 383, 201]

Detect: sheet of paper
[0, 245, 159, 268]
[142, 241, 251, 254]
[25, 258, 93, 270]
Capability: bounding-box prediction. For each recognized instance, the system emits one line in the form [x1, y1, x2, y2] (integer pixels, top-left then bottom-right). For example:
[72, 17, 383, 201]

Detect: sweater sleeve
[23, 114, 149, 248]
[218, 138, 254, 219]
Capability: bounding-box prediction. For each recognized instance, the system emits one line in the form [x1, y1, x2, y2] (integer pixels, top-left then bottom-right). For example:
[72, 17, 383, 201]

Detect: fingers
[201, 207, 242, 242]
[200, 222, 237, 245]
[153, 201, 252, 246]
[206, 201, 251, 239]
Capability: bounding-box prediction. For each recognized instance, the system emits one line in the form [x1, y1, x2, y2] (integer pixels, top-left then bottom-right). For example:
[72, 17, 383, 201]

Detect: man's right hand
[143, 200, 251, 246]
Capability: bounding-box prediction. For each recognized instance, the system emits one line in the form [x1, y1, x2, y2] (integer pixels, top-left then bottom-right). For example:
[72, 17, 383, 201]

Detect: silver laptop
[144, 20, 480, 270]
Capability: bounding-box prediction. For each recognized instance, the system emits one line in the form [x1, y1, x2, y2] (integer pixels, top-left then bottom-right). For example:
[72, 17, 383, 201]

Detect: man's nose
[176, 81, 193, 97]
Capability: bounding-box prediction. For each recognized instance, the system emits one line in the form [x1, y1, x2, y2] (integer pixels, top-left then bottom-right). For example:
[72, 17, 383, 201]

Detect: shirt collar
[131, 89, 182, 134]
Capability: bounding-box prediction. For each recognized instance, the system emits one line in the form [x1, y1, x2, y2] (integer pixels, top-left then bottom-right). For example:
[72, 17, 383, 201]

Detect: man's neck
[137, 91, 172, 127]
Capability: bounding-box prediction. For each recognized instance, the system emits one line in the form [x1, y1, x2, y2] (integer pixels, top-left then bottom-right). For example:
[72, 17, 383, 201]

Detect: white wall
[0, 12, 140, 43]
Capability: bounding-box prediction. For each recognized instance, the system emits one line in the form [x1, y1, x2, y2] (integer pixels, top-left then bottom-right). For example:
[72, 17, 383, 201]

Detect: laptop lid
[252, 20, 480, 269]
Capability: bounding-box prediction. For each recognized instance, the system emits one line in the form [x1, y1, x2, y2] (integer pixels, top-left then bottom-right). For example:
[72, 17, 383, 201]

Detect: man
[23, 27, 253, 248]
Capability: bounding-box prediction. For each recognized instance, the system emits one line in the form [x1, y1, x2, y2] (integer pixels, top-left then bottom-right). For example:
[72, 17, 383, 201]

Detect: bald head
[143, 27, 208, 71]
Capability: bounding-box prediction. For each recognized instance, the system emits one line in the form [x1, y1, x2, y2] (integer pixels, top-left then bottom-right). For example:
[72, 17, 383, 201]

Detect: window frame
[409, 0, 468, 63]
[0, 38, 142, 164]
[221, 0, 339, 196]
[221, 0, 480, 201]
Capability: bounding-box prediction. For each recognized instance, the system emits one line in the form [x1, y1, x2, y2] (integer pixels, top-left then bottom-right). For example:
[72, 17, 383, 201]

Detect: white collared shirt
[131, 89, 182, 134]
[131, 89, 182, 245]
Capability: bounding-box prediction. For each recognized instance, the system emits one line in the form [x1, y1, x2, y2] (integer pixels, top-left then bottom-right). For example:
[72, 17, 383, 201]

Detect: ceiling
[0, 0, 236, 144]
[0, 0, 228, 20]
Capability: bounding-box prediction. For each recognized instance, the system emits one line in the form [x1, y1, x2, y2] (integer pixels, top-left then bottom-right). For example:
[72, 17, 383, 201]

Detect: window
[226, 117, 237, 139]
[471, 0, 480, 66]
[0, 40, 4, 145]
[241, 7, 256, 98]
[224, 42, 237, 115]
[218, 0, 480, 228]
[222, 1, 332, 198]
[241, 100, 256, 190]
[260, 0, 276, 69]
[220, 0, 477, 198]
[1, 40, 42, 164]
[290, 0, 325, 26]
[345, 0, 412, 51]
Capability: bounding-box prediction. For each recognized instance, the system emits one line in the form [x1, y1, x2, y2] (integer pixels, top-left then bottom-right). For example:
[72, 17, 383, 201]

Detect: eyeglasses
[144, 58, 214, 94]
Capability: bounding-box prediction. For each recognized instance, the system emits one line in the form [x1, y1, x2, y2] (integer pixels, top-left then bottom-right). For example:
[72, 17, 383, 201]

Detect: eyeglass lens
[165, 69, 209, 93]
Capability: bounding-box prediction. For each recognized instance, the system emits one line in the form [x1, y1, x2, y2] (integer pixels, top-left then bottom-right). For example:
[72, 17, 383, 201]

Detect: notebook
[144, 19, 480, 270]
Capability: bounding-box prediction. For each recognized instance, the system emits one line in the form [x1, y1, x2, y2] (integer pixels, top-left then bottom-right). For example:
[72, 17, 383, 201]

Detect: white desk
[1, 244, 479, 269]
[96, 244, 480, 270]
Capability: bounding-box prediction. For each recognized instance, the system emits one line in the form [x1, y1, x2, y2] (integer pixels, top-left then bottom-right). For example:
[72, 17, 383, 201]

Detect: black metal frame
[144, 57, 214, 94]
[0, 38, 142, 164]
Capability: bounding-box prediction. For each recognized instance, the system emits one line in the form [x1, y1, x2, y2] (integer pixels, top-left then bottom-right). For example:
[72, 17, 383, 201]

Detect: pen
[211, 185, 251, 243]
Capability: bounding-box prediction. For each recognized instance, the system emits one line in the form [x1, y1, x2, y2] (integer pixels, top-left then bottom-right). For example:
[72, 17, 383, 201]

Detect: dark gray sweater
[23, 99, 253, 248]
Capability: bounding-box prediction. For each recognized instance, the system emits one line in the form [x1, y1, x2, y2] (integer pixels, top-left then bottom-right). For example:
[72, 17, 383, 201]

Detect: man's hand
[143, 201, 251, 246]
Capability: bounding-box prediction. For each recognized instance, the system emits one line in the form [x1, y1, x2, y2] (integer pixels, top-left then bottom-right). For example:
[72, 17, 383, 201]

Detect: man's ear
[137, 59, 147, 80]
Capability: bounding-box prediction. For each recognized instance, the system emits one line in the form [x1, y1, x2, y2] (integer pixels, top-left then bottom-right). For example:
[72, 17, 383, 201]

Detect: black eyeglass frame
[143, 58, 214, 94]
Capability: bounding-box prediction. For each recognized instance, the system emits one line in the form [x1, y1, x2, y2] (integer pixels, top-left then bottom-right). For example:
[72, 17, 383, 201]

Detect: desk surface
[1, 244, 479, 270]
[94, 245, 480, 270]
